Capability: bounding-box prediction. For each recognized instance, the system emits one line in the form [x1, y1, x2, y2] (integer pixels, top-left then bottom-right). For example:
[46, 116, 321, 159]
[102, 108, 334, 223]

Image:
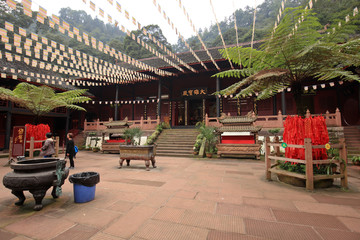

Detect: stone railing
[205, 108, 342, 129]
[84, 119, 109, 132]
[129, 117, 160, 130]
[84, 117, 160, 132]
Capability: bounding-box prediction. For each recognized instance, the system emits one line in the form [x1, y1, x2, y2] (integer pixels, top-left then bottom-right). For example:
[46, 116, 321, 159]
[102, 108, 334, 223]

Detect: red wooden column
[304, 138, 314, 190]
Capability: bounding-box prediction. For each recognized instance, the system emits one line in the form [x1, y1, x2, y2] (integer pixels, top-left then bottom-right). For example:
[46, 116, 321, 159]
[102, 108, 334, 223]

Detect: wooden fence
[8, 136, 60, 160]
[265, 137, 347, 190]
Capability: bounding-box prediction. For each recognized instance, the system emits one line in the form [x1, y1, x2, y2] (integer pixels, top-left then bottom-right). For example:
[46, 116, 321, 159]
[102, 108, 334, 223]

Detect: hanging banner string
[0, 48, 132, 87]
[0, 52, 105, 87]
[0, 21, 149, 84]
[209, 0, 234, 69]
[16, 0, 163, 79]
[5, 3, 161, 82]
[110, 0, 197, 72]
[85, 0, 184, 73]
[0, 24, 145, 86]
[84, 0, 194, 73]
[173, 0, 220, 71]
[13, 0, 173, 77]
[271, 0, 287, 37]
[233, 0, 241, 67]
[249, 1, 258, 67]
[152, 0, 207, 71]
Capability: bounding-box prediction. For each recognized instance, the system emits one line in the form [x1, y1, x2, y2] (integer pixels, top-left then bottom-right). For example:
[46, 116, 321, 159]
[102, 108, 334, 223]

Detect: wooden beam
[268, 156, 306, 164]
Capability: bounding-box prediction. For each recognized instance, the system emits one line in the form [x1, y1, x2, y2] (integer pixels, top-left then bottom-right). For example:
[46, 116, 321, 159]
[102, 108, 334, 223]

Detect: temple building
[1, 44, 359, 150]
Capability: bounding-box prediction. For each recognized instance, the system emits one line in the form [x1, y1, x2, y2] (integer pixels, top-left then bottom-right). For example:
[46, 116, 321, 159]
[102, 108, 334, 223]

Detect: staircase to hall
[343, 126, 360, 158]
[155, 128, 198, 157]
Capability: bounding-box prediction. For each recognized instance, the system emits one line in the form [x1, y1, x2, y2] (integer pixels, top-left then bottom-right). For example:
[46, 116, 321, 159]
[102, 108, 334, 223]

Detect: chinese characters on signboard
[11, 126, 26, 158]
[182, 88, 207, 97]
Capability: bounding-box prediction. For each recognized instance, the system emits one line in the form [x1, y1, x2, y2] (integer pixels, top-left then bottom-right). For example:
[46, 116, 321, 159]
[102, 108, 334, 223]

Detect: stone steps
[155, 129, 198, 157]
[343, 126, 360, 157]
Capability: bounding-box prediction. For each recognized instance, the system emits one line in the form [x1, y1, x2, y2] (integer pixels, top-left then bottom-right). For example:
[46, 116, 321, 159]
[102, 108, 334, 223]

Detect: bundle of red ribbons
[283, 116, 329, 160]
[25, 124, 51, 149]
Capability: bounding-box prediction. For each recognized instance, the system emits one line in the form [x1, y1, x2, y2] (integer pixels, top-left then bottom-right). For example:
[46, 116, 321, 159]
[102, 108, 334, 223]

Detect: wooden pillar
[358, 82, 360, 113]
[29, 137, 34, 159]
[55, 136, 59, 157]
[253, 99, 258, 115]
[144, 104, 147, 120]
[132, 86, 135, 120]
[5, 102, 12, 150]
[65, 111, 70, 138]
[216, 77, 221, 117]
[157, 79, 162, 119]
[281, 91, 286, 115]
[114, 85, 119, 121]
[185, 99, 188, 126]
[304, 138, 313, 190]
[273, 96, 277, 115]
[202, 98, 206, 122]
[169, 101, 172, 127]
[8, 137, 13, 161]
[265, 137, 271, 180]
[339, 138, 348, 189]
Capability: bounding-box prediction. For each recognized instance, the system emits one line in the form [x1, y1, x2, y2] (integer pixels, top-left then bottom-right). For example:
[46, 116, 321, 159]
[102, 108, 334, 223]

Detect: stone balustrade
[84, 116, 161, 132]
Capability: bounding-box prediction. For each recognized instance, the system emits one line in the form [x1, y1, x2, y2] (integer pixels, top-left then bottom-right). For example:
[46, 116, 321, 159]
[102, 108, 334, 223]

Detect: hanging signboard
[182, 87, 207, 98]
[11, 126, 26, 158]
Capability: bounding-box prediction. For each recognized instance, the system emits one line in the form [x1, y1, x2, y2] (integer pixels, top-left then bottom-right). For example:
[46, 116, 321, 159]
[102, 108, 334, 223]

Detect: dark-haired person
[40, 132, 55, 158]
[65, 133, 75, 169]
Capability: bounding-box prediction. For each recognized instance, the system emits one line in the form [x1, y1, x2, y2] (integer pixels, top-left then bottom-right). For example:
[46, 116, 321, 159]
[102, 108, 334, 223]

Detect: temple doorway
[188, 99, 203, 125]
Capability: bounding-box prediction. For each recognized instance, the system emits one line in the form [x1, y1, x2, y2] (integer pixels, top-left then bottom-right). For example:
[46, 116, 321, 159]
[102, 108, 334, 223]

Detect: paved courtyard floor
[0, 152, 360, 240]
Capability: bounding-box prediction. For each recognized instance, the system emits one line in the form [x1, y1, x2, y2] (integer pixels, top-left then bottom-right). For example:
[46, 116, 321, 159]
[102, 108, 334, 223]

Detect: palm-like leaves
[0, 83, 91, 117]
[214, 7, 360, 103]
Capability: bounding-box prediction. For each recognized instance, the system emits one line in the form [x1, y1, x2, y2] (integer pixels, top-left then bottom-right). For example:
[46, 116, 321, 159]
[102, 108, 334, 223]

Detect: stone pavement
[0, 152, 360, 240]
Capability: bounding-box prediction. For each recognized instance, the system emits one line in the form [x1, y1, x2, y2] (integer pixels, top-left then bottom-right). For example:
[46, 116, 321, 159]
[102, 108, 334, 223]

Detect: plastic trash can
[69, 172, 100, 203]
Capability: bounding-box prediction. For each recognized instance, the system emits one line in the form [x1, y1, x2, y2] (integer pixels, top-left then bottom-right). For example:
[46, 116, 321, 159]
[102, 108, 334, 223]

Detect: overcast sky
[28, 0, 263, 44]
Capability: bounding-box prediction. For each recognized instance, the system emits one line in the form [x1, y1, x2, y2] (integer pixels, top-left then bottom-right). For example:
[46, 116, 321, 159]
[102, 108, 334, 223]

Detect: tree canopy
[213, 7, 360, 114]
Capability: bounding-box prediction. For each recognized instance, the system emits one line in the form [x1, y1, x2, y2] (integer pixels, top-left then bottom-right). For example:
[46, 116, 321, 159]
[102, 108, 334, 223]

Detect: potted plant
[123, 128, 143, 145]
[119, 128, 157, 171]
[193, 136, 203, 155]
[195, 122, 218, 158]
[352, 155, 360, 166]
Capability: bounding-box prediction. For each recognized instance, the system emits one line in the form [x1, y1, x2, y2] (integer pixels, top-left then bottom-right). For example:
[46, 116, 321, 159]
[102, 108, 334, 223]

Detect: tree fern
[0, 83, 91, 122]
[212, 7, 360, 114]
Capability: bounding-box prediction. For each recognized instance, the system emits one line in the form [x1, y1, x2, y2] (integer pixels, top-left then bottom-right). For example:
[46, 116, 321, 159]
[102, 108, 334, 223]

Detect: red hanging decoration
[283, 116, 328, 160]
[25, 124, 51, 149]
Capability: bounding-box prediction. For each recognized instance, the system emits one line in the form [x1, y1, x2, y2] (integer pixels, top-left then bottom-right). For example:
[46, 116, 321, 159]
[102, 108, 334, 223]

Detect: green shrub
[352, 155, 360, 163]
[123, 128, 143, 145]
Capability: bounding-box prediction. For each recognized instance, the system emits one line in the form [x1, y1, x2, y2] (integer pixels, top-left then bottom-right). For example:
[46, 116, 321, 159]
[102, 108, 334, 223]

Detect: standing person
[40, 132, 55, 158]
[66, 133, 75, 169]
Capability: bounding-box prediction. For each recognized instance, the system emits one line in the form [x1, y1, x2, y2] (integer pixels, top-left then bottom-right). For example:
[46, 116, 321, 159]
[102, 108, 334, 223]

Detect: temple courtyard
[0, 152, 360, 240]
